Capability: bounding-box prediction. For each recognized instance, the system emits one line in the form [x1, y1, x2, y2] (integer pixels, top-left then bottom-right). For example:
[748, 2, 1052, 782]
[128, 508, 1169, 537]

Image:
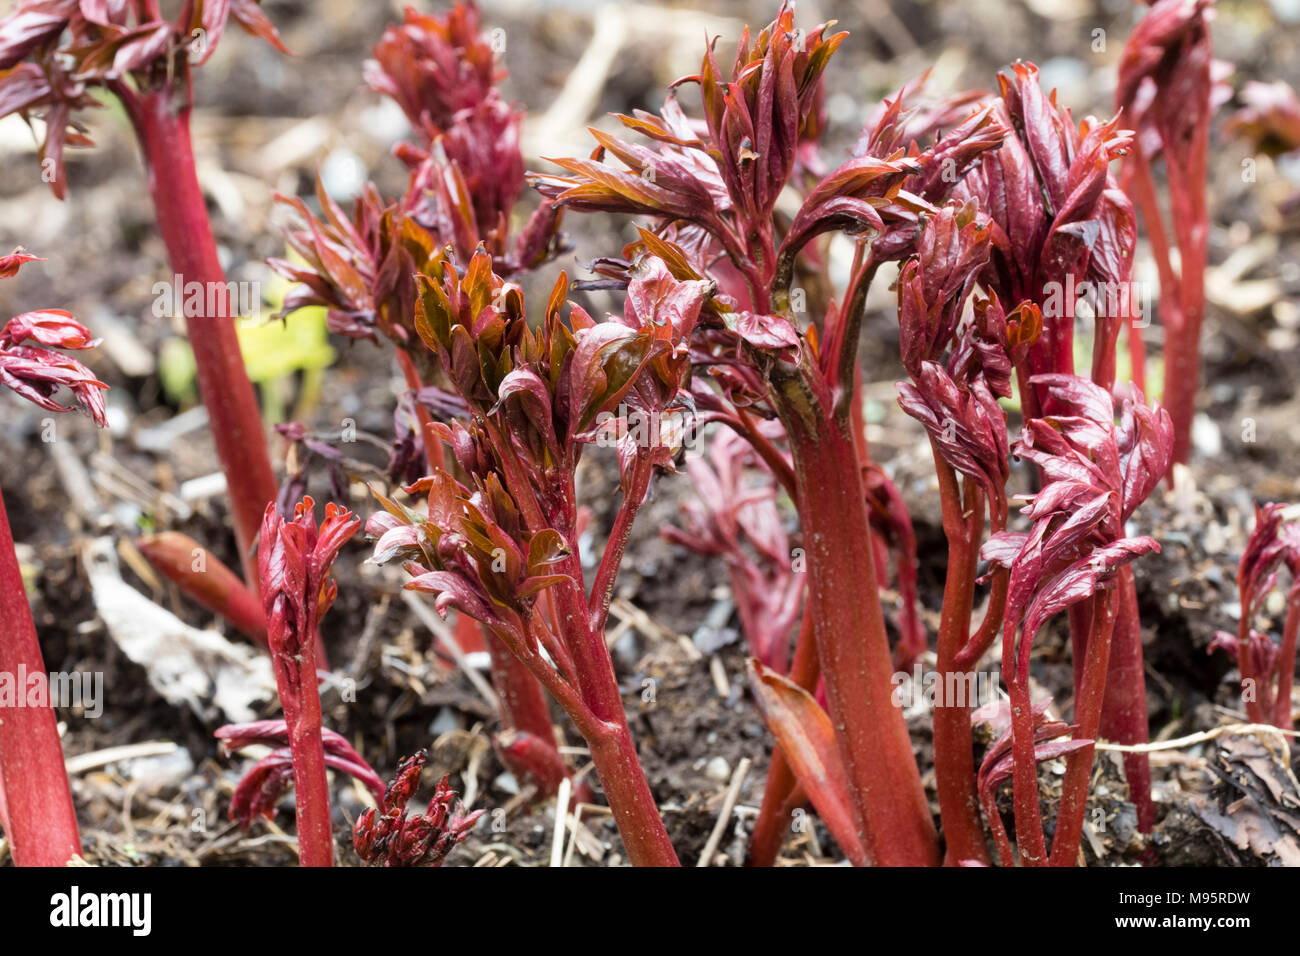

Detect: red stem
[588, 455, 653, 635]
[932, 461, 990, 865]
[1161, 108, 1210, 468]
[515, 610, 678, 866]
[1273, 586, 1300, 729]
[271, 623, 333, 867]
[1098, 567, 1154, 832]
[1050, 588, 1119, 866]
[956, 566, 1008, 671]
[480, 618, 568, 797]
[397, 349, 445, 475]
[286, 701, 332, 866]
[1086, 276, 1156, 834]
[582, 719, 678, 866]
[1128, 320, 1147, 398]
[547, 560, 679, 866]
[1236, 592, 1270, 724]
[120, 83, 278, 589]
[483, 444, 678, 865]
[777, 395, 938, 866]
[1125, 142, 1200, 467]
[1116, 162, 1148, 394]
[0, 487, 81, 866]
[982, 779, 1016, 868]
[851, 365, 925, 671]
[732, 410, 797, 498]
[1005, 596, 1047, 865]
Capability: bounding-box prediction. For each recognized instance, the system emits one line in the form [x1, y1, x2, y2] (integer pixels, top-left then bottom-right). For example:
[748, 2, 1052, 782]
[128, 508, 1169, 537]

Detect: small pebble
[358, 99, 411, 143]
[428, 706, 459, 736]
[321, 148, 367, 202]
[1192, 413, 1223, 457]
[122, 749, 194, 790]
[705, 756, 730, 782]
[1203, 522, 1227, 554]
[1269, 0, 1300, 24]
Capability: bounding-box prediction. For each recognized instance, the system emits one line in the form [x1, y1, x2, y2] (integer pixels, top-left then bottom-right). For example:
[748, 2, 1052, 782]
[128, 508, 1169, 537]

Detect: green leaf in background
[158, 273, 336, 422]
[238, 306, 335, 385]
[159, 336, 199, 406]
[995, 330, 1166, 417]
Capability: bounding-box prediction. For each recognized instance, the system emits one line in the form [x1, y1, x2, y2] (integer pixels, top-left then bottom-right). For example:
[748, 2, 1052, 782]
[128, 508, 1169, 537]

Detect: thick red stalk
[932, 460, 989, 865]
[509, 611, 677, 866]
[1097, 567, 1154, 832]
[582, 718, 677, 865]
[280, 631, 333, 867]
[547, 563, 679, 866]
[1117, 165, 1150, 398]
[1050, 588, 1119, 866]
[1086, 322, 1155, 834]
[1125, 138, 1206, 467]
[265, 598, 332, 868]
[1005, 606, 1047, 866]
[851, 366, 924, 671]
[1157, 280, 1204, 466]
[0, 488, 81, 866]
[776, 388, 938, 866]
[120, 84, 277, 588]
[1160, 104, 1210, 469]
[1128, 324, 1148, 398]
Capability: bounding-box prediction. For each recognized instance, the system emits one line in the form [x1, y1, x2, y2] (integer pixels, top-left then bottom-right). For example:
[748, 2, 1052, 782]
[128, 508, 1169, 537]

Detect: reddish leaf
[747, 659, 869, 866]
[229, 0, 290, 55]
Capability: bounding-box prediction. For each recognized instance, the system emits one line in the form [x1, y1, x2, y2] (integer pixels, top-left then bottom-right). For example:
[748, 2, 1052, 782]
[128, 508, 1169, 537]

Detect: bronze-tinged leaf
[545, 271, 569, 327]
[230, 0, 291, 55]
[525, 528, 569, 572]
[515, 573, 571, 599]
[414, 272, 454, 351]
[193, 0, 232, 66]
[464, 245, 494, 320]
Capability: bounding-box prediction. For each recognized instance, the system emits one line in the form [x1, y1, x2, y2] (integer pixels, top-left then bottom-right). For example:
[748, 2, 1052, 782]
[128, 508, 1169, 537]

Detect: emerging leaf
[747, 660, 869, 866]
